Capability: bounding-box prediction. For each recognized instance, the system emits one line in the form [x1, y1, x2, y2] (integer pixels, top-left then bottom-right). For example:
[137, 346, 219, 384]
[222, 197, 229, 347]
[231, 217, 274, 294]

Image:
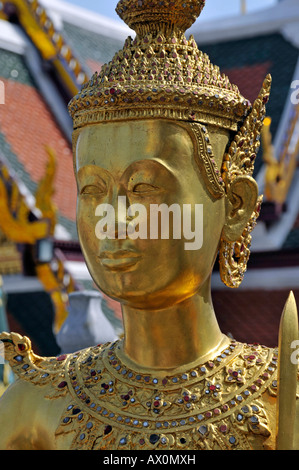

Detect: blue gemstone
[150, 434, 160, 445]
[14, 356, 23, 362]
[198, 425, 207, 436]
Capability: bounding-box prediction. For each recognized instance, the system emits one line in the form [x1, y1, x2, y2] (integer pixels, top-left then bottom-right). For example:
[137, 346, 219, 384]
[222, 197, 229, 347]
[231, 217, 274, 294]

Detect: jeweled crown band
[71, 101, 241, 132]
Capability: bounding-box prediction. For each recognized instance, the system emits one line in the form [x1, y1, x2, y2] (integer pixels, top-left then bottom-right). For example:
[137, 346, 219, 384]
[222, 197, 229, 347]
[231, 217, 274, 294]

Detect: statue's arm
[0, 377, 61, 450]
[0, 379, 38, 450]
[0, 332, 59, 450]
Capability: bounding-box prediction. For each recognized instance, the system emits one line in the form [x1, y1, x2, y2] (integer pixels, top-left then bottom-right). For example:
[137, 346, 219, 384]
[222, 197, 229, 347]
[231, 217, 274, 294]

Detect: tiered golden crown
[68, 0, 255, 132]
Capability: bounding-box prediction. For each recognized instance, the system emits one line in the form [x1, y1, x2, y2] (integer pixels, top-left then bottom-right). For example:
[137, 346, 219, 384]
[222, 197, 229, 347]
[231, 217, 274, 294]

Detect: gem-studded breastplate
[1, 332, 278, 450]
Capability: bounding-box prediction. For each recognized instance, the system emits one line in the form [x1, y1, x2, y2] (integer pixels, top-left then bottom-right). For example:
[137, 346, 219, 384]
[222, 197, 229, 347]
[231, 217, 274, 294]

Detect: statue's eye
[80, 185, 106, 196]
[133, 183, 159, 193]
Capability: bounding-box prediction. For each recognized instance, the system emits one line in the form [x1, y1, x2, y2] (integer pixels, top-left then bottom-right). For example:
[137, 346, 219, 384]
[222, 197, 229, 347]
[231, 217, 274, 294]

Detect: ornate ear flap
[187, 122, 226, 199]
[222, 74, 272, 183]
[219, 75, 272, 288]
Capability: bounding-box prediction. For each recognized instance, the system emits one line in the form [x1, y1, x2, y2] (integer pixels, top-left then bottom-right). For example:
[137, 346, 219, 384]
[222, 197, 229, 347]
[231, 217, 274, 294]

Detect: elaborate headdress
[69, 0, 255, 132]
[68, 0, 271, 288]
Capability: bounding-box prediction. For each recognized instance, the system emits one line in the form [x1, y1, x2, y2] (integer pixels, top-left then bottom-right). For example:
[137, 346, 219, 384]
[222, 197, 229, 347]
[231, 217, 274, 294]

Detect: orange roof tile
[0, 78, 76, 223]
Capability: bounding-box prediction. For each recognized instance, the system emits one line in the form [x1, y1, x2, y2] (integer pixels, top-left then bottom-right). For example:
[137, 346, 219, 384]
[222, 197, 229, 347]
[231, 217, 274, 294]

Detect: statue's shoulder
[0, 331, 110, 399]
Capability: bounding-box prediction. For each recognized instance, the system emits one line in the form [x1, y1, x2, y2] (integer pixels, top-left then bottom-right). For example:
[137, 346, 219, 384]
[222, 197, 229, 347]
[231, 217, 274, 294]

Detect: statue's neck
[121, 278, 229, 371]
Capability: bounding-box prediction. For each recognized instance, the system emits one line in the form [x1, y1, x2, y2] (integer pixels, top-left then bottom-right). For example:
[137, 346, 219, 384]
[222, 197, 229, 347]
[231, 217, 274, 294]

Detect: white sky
[61, 0, 278, 23]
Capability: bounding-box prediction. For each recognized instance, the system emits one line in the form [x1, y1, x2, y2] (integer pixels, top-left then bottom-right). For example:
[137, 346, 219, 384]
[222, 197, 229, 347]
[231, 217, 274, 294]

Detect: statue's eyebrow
[76, 165, 110, 185]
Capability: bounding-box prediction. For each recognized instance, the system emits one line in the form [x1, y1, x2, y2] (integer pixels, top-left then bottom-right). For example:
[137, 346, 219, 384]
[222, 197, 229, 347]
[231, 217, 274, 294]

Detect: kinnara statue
[0, 0, 298, 451]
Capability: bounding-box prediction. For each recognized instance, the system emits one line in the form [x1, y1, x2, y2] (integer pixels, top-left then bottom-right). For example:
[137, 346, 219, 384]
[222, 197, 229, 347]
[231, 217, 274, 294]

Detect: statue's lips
[98, 250, 142, 270]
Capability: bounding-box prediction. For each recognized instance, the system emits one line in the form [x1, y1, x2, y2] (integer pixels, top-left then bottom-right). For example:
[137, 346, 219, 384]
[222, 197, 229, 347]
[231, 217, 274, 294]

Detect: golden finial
[115, 0, 206, 36]
[276, 291, 298, 450]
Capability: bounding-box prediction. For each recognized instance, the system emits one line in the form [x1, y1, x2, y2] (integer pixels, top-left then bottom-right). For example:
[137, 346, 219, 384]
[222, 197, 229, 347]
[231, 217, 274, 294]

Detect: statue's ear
[222, 176, 258, 243]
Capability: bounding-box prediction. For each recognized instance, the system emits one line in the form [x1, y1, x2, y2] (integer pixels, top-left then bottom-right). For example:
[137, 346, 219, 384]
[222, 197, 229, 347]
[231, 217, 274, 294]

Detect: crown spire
[116, 0, 206, 37]
[68, 0, 260, 134]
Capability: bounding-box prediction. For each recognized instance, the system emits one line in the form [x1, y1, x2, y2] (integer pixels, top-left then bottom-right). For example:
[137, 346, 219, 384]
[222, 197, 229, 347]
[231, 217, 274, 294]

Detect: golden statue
[0, 0, 298, 451]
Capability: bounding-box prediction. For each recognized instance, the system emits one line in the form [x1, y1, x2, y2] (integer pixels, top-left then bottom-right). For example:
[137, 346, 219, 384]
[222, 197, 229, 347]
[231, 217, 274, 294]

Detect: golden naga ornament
[0, 0, 298, 451]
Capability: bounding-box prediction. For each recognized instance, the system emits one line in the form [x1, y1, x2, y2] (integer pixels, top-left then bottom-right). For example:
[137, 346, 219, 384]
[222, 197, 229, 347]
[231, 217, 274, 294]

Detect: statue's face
[75, 120, 229, 309]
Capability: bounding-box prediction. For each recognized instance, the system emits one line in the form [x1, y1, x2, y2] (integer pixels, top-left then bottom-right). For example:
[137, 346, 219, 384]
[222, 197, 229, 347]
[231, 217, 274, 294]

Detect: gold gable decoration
[0, 150, 75, 333]
[0, 229, 22, 275]
[0, 0, 89, 94]
[262, 112, 299, 206]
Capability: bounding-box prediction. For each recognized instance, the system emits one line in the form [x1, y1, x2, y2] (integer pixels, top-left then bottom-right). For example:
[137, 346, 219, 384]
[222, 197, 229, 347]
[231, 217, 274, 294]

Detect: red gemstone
[154, 400, 160, 407]
[209, 385, 216, 391]
[104, 425, 112, 435]
[56, 355, 67, 361]
[220, 424, 227, 433]
[184, 395, 190, 402]
[58, 381, 67, 389]
[18, 344, 26, 351]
